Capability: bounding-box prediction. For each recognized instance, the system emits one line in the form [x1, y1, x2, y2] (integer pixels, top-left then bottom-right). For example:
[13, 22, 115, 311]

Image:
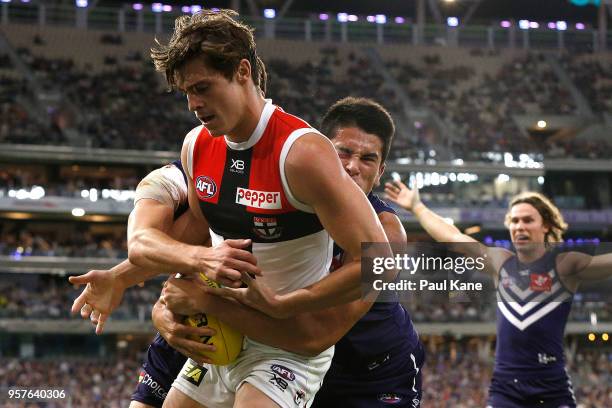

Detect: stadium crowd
[0, 274, 160, 320]
[266, 47, 403, 127]
[0, 349, 608, 407]
[0, 167, 140, 200]
[2, 40, 612, 160]
[389, 51, 585, 159]
[561, 53, 612, 115]
[0, 227, 127, 258]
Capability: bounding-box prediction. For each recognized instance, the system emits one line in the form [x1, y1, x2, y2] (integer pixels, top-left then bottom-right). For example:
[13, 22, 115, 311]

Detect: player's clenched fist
[193, 239, 261, 287]
[161, 275, 210, 316]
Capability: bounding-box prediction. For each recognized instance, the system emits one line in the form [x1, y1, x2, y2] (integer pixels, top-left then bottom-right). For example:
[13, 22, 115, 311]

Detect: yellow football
[184, 273, 243, 365]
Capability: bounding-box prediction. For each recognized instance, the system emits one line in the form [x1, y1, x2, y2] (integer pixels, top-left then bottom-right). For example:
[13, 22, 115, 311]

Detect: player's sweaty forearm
[412, 203, 474, 244]
[128, 227, 207, 275]
[127, 205, 212, 277]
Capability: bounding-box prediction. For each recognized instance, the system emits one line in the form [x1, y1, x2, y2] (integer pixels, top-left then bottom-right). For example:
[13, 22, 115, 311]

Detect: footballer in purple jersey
[385, 185, 612, 408]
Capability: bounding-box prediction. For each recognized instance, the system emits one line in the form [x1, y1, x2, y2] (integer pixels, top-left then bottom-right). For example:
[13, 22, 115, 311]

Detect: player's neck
[226, 93, 266, 143]
[516, 245, 546, 264]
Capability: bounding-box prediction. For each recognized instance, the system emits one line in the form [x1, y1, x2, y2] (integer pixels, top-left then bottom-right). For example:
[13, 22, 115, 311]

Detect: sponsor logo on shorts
[195, 176, 217, 200]
[378, 393, 403, 404]
[538, 353, 558, 365]
[138, 370, 168, 400]
[367, 353, 390, 371]
[270, 364, 295, 382]
[253, 217, 282, 239]
[530, 273, 552, 292]
[181, 361, 207, 386]
[236, 187, 281, 209]
[269, 374, 288, 392]
[411, 398, 420, 407]
[294, 389, 305, 406]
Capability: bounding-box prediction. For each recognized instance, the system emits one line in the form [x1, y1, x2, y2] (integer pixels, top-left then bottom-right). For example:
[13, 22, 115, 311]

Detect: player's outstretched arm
[565, 252, 612, 283]
[384, 179, 511, 275]
[385, 179, 476, 244]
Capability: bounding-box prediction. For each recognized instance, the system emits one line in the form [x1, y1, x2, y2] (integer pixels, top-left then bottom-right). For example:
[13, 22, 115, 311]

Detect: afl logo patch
[195, 176, 217, 199]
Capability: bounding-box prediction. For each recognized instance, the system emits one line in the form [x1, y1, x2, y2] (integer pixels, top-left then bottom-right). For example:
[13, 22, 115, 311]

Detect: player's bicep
[285, 134, 388, 257]
[127, 199, 175, 242]
[379, 212, 407, 244]
[170, 209, 211, 246]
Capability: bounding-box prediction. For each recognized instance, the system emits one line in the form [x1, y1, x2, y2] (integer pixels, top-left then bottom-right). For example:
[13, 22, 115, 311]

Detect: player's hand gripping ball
[183, 273, 243, 365]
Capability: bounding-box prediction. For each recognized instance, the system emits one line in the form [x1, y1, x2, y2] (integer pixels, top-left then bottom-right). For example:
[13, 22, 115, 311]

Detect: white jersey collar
[225, 99, 275, 151]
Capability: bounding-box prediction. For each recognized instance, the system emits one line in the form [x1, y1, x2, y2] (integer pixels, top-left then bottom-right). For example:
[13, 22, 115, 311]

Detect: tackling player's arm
[70, 153, 257, 331]
[160, 208, 407, 357]
[160, 280, 370, 357]
[70, 164, 211, 333]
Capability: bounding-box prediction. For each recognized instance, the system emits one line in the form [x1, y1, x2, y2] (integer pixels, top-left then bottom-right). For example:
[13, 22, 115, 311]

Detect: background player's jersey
[494, 247, 574, 379]
[187, 100, 333, 294]
[332, 193, 420, 364]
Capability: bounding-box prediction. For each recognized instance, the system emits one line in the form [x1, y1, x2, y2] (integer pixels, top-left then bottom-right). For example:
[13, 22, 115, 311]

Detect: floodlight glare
[447, 17, 459, 27]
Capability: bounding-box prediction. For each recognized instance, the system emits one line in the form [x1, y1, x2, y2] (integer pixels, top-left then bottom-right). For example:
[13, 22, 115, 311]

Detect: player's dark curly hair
[320, 97, 395, 163]
[505, 192, 568, 243]
[150, 9, 266, 94]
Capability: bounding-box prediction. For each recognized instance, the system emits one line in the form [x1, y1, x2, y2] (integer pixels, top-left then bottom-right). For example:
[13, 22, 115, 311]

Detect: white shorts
[172, 337, 334, 408]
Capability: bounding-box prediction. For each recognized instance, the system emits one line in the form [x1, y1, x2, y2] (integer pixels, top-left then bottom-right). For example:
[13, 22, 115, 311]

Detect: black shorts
[131, 334, 186, 408]
[312, 341, 425, 408]
[487, 373, 576, 408]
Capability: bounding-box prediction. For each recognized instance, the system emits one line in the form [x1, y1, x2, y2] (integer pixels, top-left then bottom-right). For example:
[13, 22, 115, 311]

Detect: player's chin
[205, 122, 227, 137]
[514, 240, 536, 250]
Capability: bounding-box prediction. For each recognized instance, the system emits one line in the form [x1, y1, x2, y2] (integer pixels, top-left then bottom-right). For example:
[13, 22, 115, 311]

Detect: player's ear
[236, 59, 251, 85]
[374, 163, 386, 187]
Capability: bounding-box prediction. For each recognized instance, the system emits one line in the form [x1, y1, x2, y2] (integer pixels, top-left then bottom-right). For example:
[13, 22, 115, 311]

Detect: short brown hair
[504, 192, 568, 243]
[150, 9, 266, 93]
[320, 97, 395, 163]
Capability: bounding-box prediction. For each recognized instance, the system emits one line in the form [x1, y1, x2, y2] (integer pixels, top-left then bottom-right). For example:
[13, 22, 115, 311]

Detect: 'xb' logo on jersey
[195, 176, 217, 200]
